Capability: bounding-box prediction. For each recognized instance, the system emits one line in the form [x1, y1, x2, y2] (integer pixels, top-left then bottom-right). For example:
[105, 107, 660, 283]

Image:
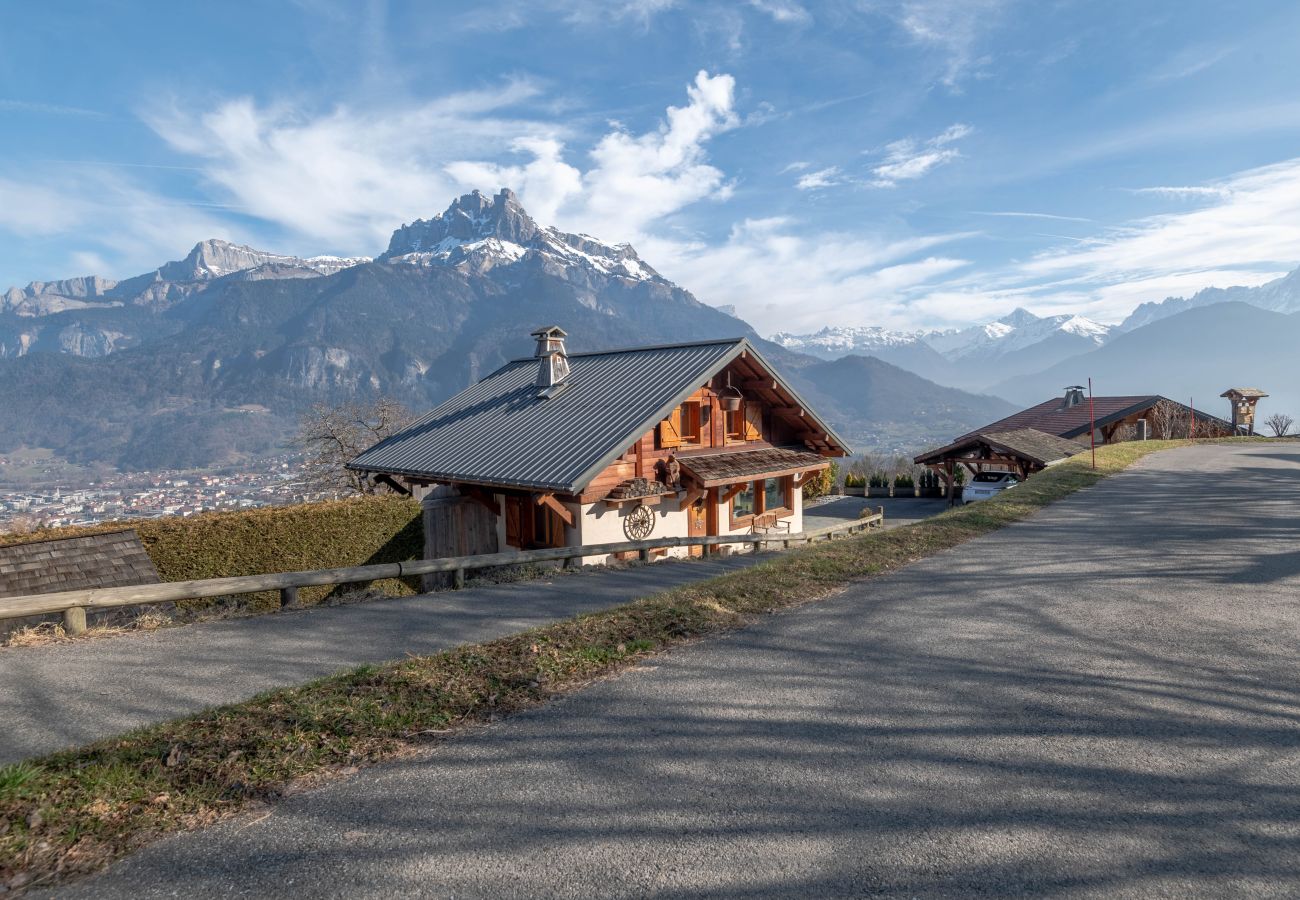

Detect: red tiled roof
[956, 395, 1162, 442]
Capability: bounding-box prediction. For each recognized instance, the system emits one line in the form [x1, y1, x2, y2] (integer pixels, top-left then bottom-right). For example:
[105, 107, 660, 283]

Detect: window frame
[729, 475, 793, 528]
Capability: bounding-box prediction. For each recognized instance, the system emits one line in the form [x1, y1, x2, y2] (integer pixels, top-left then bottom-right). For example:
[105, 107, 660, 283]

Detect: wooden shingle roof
[914, 428, 1087, 467]
[678, 447, 830, 488]
[0, 530, 160, 599]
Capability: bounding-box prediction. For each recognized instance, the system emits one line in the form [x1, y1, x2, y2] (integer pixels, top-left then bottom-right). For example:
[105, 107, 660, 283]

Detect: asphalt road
[48, 442, 1300, 897]
[0, 555, 767, 763]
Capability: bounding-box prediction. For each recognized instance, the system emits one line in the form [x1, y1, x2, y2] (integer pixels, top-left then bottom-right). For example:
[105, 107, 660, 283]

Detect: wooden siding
[577, 357, 839, 503]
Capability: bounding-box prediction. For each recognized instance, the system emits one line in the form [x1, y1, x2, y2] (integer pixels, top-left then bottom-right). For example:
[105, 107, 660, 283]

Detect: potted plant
[893, 472, 916, 498]
[867, 470, 891, 498]
[844, 473, 867, 496]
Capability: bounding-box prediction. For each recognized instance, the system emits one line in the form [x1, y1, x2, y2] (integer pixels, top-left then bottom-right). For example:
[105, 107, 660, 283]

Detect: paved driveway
[48, 442, 1300, 897]
[803, 493, 949, 532]
[0, 554, 764, 764]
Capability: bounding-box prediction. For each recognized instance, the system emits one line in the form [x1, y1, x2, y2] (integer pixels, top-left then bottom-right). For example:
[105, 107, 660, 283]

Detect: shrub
[0, 497, 424, 611]
[801, 461, 838, 501]
[868, 471, 889, 489]
[893, 473, 914, 489]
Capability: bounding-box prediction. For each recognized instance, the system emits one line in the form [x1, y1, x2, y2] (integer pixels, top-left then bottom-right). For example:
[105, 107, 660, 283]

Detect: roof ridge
[507, 336, 747, 364]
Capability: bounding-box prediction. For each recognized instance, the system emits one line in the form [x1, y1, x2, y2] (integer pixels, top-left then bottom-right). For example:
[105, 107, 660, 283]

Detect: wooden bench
[750, 511, 792, 535]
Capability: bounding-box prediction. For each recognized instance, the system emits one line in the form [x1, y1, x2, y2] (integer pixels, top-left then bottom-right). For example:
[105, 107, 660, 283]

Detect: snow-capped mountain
[1, 240, 369, 319]
[1119, 267, 1300, 332]
[774, 307, 1111, 389]
[0, 240, 372, 359]
[925, 308, 1111, 360]
[380, 188, 659, 282]
[770, 324, 928, 358]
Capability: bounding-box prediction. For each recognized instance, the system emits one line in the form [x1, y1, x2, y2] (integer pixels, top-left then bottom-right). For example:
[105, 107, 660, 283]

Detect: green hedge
[0, 497, 424, 610]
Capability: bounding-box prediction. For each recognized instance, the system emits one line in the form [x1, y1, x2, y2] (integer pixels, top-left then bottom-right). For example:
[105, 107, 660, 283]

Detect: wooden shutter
[743, 402, 762, 441]
[659, 406, 683, 448]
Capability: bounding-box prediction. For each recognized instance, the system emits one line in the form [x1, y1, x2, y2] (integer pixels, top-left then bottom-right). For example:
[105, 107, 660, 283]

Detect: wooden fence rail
[1, 510, 884, 634]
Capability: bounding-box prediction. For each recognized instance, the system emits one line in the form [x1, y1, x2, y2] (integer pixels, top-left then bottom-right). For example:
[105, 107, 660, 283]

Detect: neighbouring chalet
[348, 328, 849, 564]
[914, 386, 1236, 502]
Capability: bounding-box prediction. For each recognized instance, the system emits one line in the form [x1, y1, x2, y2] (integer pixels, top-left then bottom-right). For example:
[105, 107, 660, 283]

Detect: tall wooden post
[945, 459, 955, 507]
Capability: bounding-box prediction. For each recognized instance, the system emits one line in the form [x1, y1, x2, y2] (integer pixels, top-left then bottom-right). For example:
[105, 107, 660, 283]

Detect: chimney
[1062, 385, 1086, 409]
[531, 325, 570, 395]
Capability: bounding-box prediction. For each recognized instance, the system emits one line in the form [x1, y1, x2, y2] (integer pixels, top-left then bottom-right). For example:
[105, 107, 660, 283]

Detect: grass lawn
[0, 439, 1215, 890]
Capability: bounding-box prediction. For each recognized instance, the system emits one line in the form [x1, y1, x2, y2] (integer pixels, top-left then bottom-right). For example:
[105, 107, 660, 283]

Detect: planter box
[919, 487, 944, 499]
[844, 486, 866, 496]
[867, 486, 890, 498]
[893, 486, 917, 497]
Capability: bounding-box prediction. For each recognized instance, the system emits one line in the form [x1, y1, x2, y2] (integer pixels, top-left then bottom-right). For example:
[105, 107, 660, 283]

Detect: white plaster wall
[578, 496, 691, 565]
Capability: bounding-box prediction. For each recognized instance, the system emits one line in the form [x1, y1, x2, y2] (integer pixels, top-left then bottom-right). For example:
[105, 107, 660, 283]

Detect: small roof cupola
[1062, 385, 1086, 409]
[531, 325, 570, 397]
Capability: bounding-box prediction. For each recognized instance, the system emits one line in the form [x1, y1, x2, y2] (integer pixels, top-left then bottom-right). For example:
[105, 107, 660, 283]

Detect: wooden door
[504, 496, 525, 549]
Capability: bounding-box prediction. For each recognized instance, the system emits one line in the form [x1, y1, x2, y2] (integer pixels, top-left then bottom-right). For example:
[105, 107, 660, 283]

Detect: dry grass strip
[0, 439, 1212, 890]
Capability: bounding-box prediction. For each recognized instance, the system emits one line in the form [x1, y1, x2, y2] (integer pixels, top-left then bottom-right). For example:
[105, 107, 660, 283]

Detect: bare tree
[1264, 413, 1295, 437]
[1149, 400, 1191, 439]
[296, 397, 413, 495]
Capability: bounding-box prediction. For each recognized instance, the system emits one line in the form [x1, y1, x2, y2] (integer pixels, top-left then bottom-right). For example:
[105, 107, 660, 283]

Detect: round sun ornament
[623, 503, 655, 540]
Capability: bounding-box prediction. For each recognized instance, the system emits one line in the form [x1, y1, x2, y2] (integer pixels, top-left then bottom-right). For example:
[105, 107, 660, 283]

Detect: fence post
[279, 586, 299, 609]
[453, 568, 466, 590]
[63, 606, 87, 635]
[638, 548, 651, 563]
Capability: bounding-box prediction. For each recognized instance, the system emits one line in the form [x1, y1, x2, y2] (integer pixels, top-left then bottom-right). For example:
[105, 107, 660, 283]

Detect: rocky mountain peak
[383, 188, 541, 257]
[997, 307, 1041, 329]
[379, 188, 660, 281]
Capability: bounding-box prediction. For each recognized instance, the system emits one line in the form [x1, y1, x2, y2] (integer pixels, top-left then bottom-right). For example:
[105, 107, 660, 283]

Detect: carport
[913, 428, 1088, 505]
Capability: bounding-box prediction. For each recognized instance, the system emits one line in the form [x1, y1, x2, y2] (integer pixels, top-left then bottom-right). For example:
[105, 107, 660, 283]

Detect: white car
[963, 472, 1021, 504]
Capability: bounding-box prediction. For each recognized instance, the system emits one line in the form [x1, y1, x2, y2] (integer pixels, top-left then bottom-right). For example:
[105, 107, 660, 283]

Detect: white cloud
[642, 217, 972, 332]
[870, 123, 972, 186]
[1130, 186, 1233, 200]
[0, 170, 237, 280]
[905, 157, 1300, 325]
[973, 211, 1093, 223]
[747, 0, 812, 25]
[559, 70, 739, 242]
[881, 0, 1010, 87]
[146, 79, 549, 251]
[795, 166, 842, 190]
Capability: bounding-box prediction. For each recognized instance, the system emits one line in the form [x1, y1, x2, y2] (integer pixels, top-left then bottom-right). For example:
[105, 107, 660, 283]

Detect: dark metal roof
[0, 530, 159, 599]
[679, 447, 830, 488]
[955, 394, 1232, 443]
[349, 338, 846, 494]
[915, 429, 1086, 467]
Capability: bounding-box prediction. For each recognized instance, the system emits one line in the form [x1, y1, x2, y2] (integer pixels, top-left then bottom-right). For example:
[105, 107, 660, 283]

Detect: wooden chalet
[953, 386, 1233, 446]
[915, 386, 1235, 503]
[348, 328, 849, 564]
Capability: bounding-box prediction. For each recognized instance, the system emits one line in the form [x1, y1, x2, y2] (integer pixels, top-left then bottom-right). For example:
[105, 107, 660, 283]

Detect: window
[726, 408, 744, 442]
[730, 476, 792, 528]
[763, 477, 788, 513]
[731, 482, 755, 520]
[662, 401, 707, 449]
[680, 401, 703, 445]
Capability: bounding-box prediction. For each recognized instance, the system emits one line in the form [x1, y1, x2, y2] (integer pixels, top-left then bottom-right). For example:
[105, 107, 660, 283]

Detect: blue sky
[3, 0, 1300, 334]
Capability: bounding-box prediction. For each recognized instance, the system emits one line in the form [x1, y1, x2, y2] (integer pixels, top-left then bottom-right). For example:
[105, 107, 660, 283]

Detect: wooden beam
[770, 406, 804, 417]
[678, 488, 704, 512]
[721, 483, 747, 504]
[740, 379, 777, 392]
[534, 493, 575, 527]
[373, 473, 412, 496]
